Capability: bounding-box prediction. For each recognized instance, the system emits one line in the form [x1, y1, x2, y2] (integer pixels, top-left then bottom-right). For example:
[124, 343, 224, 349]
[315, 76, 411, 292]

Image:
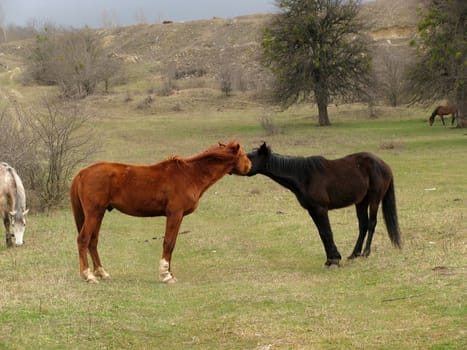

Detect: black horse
[246, 143, 401, 267]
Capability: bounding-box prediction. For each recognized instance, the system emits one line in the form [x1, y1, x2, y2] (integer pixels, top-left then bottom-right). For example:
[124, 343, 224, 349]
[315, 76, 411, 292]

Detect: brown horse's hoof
[81, 268, 99, 284]
[164, 276, 177, 284]
[94, 267, 111, 280]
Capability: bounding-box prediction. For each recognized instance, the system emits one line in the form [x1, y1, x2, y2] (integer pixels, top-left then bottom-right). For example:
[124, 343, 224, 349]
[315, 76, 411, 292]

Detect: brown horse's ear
[232, 143, 240, 153]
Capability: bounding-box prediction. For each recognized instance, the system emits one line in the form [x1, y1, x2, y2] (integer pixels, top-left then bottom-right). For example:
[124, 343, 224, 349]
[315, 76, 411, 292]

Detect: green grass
[0, 103, 466, 349]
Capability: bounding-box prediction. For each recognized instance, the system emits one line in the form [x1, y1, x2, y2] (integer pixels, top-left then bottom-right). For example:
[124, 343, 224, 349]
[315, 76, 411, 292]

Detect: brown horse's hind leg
[348, 201, 369, 259]
[159, 210, 184, 283]
[89, 230, 110, 280]
[78, 213, 105, 283]
[362, 201, 379, 257]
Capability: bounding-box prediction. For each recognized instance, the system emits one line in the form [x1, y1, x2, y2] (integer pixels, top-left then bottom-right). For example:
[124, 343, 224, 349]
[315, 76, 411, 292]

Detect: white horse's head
[9, 209, 29, 246]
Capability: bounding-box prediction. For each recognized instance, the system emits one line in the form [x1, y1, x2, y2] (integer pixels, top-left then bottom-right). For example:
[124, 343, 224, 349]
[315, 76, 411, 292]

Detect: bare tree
[378, 47, 408, 106]
[3, 97, 100, 210]
[25, 27, 122, 98]
[0, 3, 6, 42]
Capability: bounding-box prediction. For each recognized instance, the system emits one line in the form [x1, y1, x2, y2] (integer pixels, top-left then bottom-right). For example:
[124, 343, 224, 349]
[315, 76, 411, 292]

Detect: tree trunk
[456, 84, 466, 128]
[316, 89, 331, 126]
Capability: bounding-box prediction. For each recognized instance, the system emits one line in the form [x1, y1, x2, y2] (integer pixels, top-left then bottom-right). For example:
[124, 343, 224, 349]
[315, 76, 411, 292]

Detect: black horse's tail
[382, 178, 401, 248]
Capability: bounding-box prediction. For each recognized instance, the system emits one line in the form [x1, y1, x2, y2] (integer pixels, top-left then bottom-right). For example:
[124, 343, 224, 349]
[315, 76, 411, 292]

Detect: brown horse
[70, 140, 251, 284]
[246, 143, 401, 267]
[429, 105, 458, 126]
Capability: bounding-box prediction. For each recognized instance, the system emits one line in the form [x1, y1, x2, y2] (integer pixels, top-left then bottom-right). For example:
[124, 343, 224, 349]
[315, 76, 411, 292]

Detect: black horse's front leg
[308, 208, 342, 267]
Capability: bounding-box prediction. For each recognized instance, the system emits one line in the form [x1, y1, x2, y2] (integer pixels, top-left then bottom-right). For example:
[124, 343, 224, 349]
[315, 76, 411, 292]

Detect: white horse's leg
[159, 258, 176, 284]
[4, 217, 13, 247]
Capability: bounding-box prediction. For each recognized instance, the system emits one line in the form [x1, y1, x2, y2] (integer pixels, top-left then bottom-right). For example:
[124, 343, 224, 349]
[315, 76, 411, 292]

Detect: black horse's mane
[267, 152, 325, 177]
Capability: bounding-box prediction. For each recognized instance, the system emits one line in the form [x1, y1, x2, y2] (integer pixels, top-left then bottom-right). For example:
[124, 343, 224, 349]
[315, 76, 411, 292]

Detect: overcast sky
[0, 0, 277, 28]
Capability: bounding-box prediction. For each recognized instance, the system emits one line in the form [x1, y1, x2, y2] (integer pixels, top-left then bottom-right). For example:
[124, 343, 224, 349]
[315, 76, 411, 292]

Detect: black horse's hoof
[325, 259, 340, 268]
[347, 253, 361, 260]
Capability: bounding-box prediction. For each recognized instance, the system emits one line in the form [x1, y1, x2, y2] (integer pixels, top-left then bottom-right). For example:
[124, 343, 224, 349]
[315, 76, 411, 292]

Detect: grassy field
[0, 102, 466, 349]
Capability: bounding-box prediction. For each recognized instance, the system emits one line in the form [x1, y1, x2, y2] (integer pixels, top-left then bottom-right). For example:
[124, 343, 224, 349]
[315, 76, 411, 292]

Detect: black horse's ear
[259, 142, 269, 155]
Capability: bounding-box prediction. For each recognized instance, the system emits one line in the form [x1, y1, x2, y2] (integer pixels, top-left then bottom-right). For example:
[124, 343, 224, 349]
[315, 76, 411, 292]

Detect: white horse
[0, 162, 29, 247]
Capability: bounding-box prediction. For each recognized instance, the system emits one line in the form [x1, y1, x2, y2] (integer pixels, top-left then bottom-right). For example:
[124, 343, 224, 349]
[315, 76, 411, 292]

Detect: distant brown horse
[429, 105, 458, 126]
[70, 140, 251, 284]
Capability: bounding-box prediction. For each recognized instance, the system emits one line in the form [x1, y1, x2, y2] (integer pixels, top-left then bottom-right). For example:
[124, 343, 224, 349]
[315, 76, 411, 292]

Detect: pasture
[0, 104, 466, 349]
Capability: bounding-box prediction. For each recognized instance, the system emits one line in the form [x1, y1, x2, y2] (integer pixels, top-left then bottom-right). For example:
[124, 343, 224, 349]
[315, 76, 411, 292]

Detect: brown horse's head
[222, 140, 251, 175]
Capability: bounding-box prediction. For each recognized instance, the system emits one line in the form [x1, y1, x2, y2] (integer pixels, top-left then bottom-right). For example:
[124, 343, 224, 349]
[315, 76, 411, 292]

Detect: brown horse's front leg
[440, 115, 445, 125]
[159, 210, 184, 284]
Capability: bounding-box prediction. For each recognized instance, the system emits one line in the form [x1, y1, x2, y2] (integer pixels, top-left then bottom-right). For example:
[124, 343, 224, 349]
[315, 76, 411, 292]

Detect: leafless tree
[2, 97, 100, 210]
[25, 27, 122, 98]
[378, 47, 408, 106]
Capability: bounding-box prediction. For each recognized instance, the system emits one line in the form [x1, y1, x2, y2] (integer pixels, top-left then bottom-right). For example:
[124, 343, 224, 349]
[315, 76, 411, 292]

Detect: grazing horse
[70, 140, 251, 284]
[246, 143, 401, 267]
[429, 105, 458, 126]
[0, 162, 29, 247]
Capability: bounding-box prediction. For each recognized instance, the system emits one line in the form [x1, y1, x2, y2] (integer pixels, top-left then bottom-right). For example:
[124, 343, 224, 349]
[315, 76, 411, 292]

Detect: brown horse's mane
[148, 142, 238, 173]
[185, 140, 239, 162]
[158, 141, 239, 169]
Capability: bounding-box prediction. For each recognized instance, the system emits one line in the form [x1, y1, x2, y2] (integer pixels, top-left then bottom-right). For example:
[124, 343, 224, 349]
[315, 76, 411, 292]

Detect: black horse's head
[246, 142, 271, 176]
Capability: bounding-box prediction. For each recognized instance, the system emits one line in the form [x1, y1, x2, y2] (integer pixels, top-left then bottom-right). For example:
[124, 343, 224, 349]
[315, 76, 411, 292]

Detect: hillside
[0, 0, 424, 112]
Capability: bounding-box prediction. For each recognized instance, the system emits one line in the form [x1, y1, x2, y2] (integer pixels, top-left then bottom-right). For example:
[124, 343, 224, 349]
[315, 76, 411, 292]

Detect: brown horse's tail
[382, 178, 401, 248]
[70, 174, 84, 233]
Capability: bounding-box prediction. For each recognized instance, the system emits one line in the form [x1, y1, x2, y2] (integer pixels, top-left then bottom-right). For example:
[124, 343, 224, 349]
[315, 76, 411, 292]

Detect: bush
[24, 27, 121, 98]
